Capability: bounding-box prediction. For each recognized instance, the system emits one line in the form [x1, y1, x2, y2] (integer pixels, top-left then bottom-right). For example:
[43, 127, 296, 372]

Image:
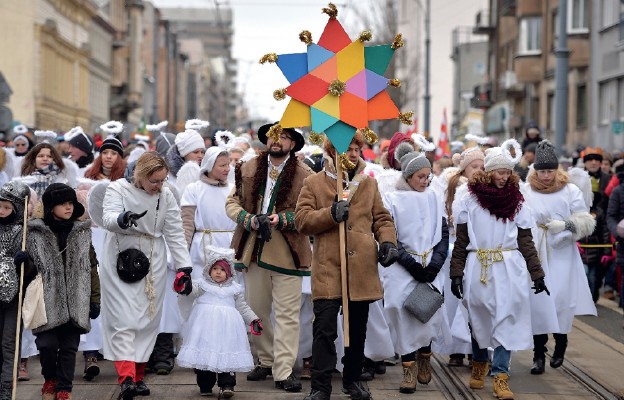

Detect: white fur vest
[27, 219, 92, 334]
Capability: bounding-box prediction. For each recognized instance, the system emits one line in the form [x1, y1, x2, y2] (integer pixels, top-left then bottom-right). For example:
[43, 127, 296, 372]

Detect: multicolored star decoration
[260, 3, 413, 163]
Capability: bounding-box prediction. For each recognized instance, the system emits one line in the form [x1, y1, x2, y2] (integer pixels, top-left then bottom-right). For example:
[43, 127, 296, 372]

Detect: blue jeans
[471, 336, 511, 375]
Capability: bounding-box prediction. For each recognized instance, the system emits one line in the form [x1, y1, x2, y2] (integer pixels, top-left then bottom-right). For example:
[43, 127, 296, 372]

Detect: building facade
[590, 0, 624, 149]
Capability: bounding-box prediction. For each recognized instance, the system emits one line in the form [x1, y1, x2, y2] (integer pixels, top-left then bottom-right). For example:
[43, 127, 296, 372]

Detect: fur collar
[166, 145, 186, 177]
[395, 176, 413, 191]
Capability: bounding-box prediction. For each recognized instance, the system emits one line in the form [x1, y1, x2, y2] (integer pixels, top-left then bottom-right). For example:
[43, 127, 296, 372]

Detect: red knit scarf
[468, 181, 524, 222]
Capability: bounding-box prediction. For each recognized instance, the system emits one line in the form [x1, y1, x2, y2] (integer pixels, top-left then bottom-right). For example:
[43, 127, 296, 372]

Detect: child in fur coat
[174, 247, 262, 398]
[26, 183, 100, 400]
[0, 181, 36, 399]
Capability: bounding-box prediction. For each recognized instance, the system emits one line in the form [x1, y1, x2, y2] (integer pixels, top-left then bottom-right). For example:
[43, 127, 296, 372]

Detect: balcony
[498, 70, 524, 97]
[472, 82, 493, 109]
[473, 10, 495, 35]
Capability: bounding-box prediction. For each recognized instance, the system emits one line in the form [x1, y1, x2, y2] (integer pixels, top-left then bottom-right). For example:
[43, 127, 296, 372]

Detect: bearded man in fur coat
[225, 123, 312, 393]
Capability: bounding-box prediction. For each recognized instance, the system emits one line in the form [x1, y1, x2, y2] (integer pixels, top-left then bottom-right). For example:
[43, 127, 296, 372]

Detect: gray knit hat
[534, 140, 558, 170]
[400, 151, 431, 179]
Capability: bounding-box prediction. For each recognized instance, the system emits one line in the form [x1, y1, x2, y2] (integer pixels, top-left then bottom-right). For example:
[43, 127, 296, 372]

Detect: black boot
[135, 381, 150, 396]
[550, 333, 567, 368]
[342, 381, 371, 400]
[0, 382, 12, 400]
[359, 358, 375, 381]
[118, 377, 137, 400]
[530, 357, 545, 375]
[303, 390, 331, 400]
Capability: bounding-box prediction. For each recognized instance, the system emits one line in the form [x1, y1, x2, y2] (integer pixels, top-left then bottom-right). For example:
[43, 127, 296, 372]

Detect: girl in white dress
[384, 150, 449, 394]
[175, 247, 262, 398]
[523, 140, 596, 375]
[450, 139, 550, 400]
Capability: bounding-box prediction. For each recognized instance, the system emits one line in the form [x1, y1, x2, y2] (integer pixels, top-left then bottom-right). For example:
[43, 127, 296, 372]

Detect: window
[602, 0, 621, 29]
[619, 78, 624, 120]
[569, 0, 589, 33]
[599, 82, 612, 125]
[518, 17, 542, 55]
[576, 84, 587, 128]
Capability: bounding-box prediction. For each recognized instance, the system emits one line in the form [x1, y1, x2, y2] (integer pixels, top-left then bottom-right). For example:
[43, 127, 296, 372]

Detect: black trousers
[533, 333, 568, 358]
[0, 298, 19, 384]
[310, 299, 370, 395]
[149, 333, 174, 369]
[195, 369, 236, 391]
[35, 323, 82, 392]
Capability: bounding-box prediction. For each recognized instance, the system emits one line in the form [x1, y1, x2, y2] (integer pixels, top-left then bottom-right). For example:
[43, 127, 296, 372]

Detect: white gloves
[546, 218, 566, 234]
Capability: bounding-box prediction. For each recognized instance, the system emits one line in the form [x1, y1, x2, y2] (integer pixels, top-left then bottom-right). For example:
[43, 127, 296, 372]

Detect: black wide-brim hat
[257, 122, 305, 153]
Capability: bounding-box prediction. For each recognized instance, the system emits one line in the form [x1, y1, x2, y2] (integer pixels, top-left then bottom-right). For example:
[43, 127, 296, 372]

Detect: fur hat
[66, 127, 93, 156]
[175, 129, 206, 157]
[42, 183, 85, 220]
[400, 151, 431, 179]
[100, 136, 124, 157]
[457, 147, 485, 172]
[534, 140, 558, 170]
[484, 139, 522, 172]
[0, 181, 30, 221]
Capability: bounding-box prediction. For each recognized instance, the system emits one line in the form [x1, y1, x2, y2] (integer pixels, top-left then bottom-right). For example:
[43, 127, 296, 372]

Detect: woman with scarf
[523, 141, 596, 375]
[450, 139, 549, 400]
[16, 142, 76, 201]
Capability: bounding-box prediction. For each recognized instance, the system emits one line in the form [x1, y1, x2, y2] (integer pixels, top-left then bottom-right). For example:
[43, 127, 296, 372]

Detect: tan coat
[295, 158, 397, 301]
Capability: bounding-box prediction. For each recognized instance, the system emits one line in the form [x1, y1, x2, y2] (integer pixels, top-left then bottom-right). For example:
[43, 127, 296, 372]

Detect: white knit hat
[200, 146, 229, 175]
[175, 129, 206, 157]
[484, 139, 522, 172]
[457, 147, 485, 171]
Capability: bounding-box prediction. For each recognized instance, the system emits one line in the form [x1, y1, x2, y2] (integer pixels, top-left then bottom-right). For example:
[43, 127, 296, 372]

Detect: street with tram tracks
[15, 298, 623, 400]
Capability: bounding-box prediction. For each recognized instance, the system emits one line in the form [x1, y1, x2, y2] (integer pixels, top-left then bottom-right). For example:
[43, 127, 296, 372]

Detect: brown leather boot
[416, 352, 432, 384]
[492, 373, 514, 399]
[300, 357, 312, 380]
[469, 361, 488, 389]
[18, 359, 29, 381]
[399, 361, 417, 393]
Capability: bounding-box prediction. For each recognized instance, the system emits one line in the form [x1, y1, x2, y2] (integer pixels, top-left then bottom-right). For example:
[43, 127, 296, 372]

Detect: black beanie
[42, 183, 85, 220]
[533, 140, 559, 170]
[68, 132, 93, 155]
[99, 136, 124, 157]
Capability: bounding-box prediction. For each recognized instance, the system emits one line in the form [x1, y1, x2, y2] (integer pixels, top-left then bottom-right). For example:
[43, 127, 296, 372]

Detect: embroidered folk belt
[470, 246, 516, 285]
[406, 248, 433, 265]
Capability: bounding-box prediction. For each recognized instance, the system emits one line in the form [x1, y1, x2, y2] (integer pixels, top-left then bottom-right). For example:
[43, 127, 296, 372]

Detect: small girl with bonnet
[174, 246, 262, 398]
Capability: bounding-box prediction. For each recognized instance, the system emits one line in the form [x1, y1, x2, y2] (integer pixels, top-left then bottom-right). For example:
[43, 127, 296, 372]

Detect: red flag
[435, 108, 451, 159]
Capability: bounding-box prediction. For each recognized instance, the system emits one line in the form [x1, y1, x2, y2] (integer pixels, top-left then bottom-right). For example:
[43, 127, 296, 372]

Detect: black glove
[532, 277, 550, 295]
[13, 250, 29, 268]
[451, 276, 463, 299]
[331, 195, 350, 223]
[118, 210, 148, 229]
[176, 268, 193, 296]
[423, 266, 440, 283]
[397, 246, 426, 281]
[89, 302, 101, 319]
[378, 242, 399, 267]
[255, 214, 272, 243]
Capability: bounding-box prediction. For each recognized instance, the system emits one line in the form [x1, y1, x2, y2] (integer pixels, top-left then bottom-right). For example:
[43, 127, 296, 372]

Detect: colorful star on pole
[260, 3, 413, 154]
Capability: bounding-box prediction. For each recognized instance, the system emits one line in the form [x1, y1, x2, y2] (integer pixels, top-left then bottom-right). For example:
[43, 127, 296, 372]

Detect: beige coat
[295, 158, 397, 301]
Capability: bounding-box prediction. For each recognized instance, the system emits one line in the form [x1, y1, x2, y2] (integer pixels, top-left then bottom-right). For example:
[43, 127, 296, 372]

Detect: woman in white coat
[523, 141, 596, 375]
[384, 150, 449, 394]
[100, 152, 192, 399]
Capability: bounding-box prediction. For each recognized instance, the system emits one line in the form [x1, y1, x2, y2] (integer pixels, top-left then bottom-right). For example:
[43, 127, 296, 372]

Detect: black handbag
[116, 248, 150, 283]
[115, 197, 160, 284]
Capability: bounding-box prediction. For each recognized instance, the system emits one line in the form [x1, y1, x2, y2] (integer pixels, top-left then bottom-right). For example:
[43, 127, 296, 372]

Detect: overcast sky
[152, 0, 487, 139]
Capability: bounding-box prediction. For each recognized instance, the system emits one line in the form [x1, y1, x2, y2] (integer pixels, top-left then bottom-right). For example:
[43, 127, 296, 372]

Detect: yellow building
[0, 0, 97, 131]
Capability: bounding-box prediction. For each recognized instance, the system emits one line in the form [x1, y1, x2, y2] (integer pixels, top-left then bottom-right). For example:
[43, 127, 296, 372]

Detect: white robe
[523, 183, 597, 334]
[100, 179, 191, 362]
[454, 190, 537, 351]
[180, 180, 236, 282]
[383, 187, 448, 356]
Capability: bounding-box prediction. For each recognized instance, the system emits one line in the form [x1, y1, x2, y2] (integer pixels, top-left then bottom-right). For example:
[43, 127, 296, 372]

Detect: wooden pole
[335, 156, 349, 347]
[12, 196, 28, 400]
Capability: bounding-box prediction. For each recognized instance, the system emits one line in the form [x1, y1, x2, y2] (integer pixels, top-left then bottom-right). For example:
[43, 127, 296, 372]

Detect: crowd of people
[0, 118, 620, 400]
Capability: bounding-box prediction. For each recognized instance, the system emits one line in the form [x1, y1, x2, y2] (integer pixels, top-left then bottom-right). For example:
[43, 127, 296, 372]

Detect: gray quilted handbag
[403, 282, 444, 323]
